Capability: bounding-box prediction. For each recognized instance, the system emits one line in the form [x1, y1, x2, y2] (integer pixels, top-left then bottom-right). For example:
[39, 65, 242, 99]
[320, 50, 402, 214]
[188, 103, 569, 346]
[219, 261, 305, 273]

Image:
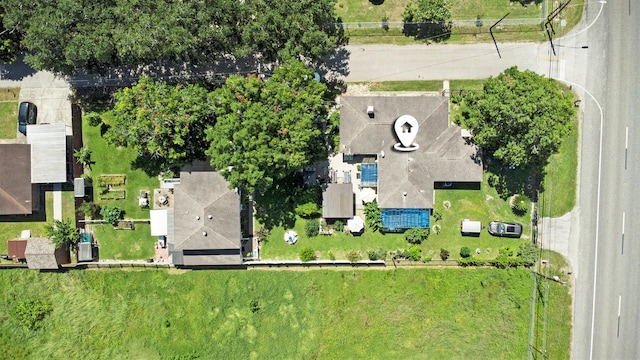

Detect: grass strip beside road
[0, 267, 570, 359]
[0, 101, 18, 138]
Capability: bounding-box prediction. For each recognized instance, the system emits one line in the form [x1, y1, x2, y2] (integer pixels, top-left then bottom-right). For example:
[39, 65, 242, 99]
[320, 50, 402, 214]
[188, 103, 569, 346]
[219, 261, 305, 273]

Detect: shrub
[249, 299, 261, 313]
[518, 241, 539, 267]
[405, 228, 429, 244]
[492, 254, 524, 269]
[162, 169, 176, 180]
[346, 250, 361, 263]
[45, 219, 79, 249]
[459, 257, 483, 267]
[78, 201, 101, 219]
[512, 194, 529, 215]
[367, 250, 379, 260]
[459, 246, 471, 258]
[14, 299, 52, 330]
[295, 202, 320, 218]
[440, 248, 450, 261]
[85, 112, 102, 127]
[100, 205, 124, 226]
[376, 248, 388, 260]
[407, 245, 422, 261]
[499, 246, 515, 257]
[299, 247, 316, 262]
[422, 256, 432, 262]
[333, 220, 344, 232]
[364, 201, 382, 232]
[432, 224, 441, 234]
[392, 248, 409, 259]
[305, 218, 320, 237]
[433, 210, 442, 221]
[256, 227, 270, 243]
[327, 251, 336, 260]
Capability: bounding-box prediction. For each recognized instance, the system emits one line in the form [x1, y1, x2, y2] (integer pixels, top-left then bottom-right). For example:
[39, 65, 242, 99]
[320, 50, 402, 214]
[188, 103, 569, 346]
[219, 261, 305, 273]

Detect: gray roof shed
[322, 183, 354, 219]
[24, 237, 69, 269]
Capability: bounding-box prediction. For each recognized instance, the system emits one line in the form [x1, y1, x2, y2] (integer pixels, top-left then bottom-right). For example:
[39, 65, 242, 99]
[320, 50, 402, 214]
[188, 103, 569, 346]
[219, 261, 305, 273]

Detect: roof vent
[403, 191, 407, 196]
[202, 231, 207, 237]
[208, 214, 213, 219]
[367, 106, 375, 119]
[195, 215, 200, 220]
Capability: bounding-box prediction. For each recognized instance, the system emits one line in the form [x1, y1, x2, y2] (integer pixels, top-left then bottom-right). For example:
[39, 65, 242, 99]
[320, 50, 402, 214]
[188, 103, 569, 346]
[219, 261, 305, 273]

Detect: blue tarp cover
[361, 163, 378, 187]
[381, 208, 430, 230]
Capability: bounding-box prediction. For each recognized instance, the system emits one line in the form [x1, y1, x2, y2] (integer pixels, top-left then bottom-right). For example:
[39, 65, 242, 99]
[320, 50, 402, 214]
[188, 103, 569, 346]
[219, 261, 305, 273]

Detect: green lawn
[541, 115, 578, 217]
[90, 223, 156, 260]
[0, 267, 571, 359]
[338, 0, 584, 45]
[83, 111, 159, 219]
[336, 0, 543, 23]
[368, 80, 442, 92]
[0, 101, 18, 138]
[82, 110, 162, 260]
[261, 170, 531, 262]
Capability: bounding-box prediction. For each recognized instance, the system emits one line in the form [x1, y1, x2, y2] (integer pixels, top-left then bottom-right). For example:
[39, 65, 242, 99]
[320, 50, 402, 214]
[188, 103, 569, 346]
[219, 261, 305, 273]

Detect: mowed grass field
[0, 268, 570, 359]
[336, 0, 543, 22]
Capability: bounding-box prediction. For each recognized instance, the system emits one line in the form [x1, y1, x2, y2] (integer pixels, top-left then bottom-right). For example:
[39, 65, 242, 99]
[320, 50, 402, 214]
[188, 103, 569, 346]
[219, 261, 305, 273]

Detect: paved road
[343, 43, 542, 81]
[571, 0, 640, 359]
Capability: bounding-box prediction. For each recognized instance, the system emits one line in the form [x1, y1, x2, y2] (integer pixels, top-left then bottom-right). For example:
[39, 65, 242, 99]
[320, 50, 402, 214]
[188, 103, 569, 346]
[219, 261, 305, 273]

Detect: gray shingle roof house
[24, 237, 70, 270]
[0, 144, 34, 215]
[169, 161, 242, 266]
[338, 96, 482, 229]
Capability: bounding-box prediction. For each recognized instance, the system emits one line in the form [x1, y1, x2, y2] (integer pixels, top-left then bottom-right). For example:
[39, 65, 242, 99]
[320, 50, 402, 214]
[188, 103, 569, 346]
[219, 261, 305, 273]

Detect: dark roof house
[0, 144, 33, 215]
[338, 96, 483, 230]
[24, 237, 70, 270]
[169, 161, 242, 266]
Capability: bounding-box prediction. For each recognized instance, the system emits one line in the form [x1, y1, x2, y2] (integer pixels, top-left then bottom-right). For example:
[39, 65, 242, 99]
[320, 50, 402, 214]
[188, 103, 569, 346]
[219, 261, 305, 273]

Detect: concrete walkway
[53, 183, 62, 221]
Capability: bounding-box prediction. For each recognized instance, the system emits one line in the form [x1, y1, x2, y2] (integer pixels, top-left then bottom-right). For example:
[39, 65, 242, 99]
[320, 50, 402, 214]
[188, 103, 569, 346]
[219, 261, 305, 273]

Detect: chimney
[367, 106, 374, 118]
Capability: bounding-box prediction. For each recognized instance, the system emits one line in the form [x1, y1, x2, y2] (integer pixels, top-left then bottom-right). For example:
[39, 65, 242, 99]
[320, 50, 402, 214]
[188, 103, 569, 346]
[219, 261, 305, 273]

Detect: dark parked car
[488, 221, 523, 238]
[18, 101, 37, 135]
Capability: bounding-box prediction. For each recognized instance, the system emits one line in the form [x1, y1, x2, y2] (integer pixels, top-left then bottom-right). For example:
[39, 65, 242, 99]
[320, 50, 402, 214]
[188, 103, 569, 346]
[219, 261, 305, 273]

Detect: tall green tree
[105, 76, 214, 172]
[0, 0, 344, 75]
[402, 0, 452, 41]
[239, 0, 347, 64]
[205, 60, 328, 192]
[45, 219, 79, 250]
[461, 66, 575, 167]
[0, 5, 21, 64]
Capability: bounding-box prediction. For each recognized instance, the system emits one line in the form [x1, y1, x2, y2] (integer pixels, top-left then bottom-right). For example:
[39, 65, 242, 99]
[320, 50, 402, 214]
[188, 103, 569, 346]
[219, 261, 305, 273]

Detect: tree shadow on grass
[402, 21, 452, 42]
[484, 156, 543, 202]
[255, 174, 322, 231]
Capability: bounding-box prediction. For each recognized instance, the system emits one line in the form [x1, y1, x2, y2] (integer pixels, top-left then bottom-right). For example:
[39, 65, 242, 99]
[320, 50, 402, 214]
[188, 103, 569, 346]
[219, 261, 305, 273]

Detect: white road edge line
[563, 0, 606, 40]
[618, 295, 622, 317]
[554, 79, 604, 360]
[625, 127, 628, 149]
[622, 212, 625, 234]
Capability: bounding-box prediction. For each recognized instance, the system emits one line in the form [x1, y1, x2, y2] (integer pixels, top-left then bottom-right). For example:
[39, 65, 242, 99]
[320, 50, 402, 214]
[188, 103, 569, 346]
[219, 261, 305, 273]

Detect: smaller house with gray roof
[168, 161, 243, 267]
[24, 237, 70, 270]
[334, 95, 482, 231]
